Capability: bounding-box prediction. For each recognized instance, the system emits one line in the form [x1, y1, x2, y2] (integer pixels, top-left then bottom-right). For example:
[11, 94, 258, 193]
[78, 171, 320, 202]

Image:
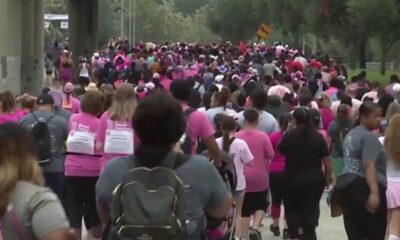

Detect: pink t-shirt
[95, 111, 135, 170]
[235, 129, 274, 192]
[325, 87, 338, 99]
[0, 110, 25, 125]
[269, 131, 286, 173]
[65, 112, 101, 177]
[320, 107, 335, 131]
[62, 96, 81, 113]
[216, 137, 253, 191]
[160, 77, 173, 91]
[183, 105, 215, 154]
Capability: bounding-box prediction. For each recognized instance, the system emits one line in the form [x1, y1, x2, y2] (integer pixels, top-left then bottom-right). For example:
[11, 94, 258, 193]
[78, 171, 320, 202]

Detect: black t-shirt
[278, 127, 329, 185]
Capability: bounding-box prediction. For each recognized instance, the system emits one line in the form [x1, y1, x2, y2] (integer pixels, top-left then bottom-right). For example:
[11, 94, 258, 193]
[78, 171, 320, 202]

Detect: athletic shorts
[241, 191, 269, 217]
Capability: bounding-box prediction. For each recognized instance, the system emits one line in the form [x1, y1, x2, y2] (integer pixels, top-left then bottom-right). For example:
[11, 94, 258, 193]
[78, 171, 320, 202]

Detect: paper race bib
[67, 130, 95, 155]
[104, 129, 134, 155]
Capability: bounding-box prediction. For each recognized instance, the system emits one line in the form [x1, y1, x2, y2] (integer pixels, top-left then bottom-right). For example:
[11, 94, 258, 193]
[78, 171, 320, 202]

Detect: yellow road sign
[257, 23, 273, 40]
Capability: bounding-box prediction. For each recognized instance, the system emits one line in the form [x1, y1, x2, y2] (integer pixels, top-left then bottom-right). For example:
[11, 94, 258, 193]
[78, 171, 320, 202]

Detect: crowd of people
[0, 39, 400, 240]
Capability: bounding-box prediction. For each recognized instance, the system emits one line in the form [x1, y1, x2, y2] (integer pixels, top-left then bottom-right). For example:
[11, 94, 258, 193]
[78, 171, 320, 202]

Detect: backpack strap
[183, 108, 196, 118]
[128, 153, 190, 170]
[32, 113, 56, 124]
[46, 114, 56, 124]
[9, 208, 28, 240]
[173, 153, 190, 170]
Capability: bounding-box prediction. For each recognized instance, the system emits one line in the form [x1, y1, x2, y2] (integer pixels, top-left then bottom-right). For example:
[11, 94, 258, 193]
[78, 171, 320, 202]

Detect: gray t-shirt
[237, 110, 279, 134]
[263, 63, 276, 77]
[341, 126, 387, 186]
[1, 181, 69, 240]
[96, 152, 230, 240]
[54, 107, 72, 121]
[19, 110, 68, 173]
[206, 106, 237, 124]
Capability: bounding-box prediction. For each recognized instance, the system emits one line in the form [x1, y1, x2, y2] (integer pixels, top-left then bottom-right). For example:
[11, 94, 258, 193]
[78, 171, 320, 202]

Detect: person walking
[339, 102, 387, 240]
[278, 107, 334, 240]
[0, 123, 73, 240]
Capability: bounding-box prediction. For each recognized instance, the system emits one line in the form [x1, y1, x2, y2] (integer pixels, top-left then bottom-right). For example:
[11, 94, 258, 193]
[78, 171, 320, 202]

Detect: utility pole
[133, 0, 136, 46]
[129, 0, 132, 44]
[120, 0, 125, 38]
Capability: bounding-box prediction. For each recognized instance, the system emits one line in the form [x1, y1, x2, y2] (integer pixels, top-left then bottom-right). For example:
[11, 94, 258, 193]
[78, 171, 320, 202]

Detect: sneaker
[282, 229, 290, 239]
[269, 224, 280, 237]
[249, 228, 262, 240]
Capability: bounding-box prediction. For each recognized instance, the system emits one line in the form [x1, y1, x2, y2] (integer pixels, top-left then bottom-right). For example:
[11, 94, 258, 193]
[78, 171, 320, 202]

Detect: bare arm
[364, 161, 379, 194]
[42, 229, 75, 240]
[203, 136, 222, 166]
[323, 156, 334, 186]
[96, 201, 111, 225]
[206, 194, 233, 219]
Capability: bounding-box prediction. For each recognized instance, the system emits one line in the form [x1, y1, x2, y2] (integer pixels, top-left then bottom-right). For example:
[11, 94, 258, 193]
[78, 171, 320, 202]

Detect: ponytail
[222, 131, 231, 153]
[220, 116, 237, 153]
[215, 87, 231, 108]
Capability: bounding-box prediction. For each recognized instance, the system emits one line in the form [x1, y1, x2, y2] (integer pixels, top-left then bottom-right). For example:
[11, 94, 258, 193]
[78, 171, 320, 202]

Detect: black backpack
[112, 154, 189, 240]
[31, 114, 55, 164]
[180, 108, 196, 154]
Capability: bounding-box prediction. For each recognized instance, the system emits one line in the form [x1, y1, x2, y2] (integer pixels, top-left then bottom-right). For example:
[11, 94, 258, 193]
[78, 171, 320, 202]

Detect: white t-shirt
[79, 63, 90, 78]
[379, 137, 400, 182]
[216, 137, 254, 191]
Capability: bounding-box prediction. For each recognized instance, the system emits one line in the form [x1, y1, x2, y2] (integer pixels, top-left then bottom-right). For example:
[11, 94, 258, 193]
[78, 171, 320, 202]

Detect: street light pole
[129, 0, 132, 45]
[133, 0, 136, 46]
[120, 0, 124, 39]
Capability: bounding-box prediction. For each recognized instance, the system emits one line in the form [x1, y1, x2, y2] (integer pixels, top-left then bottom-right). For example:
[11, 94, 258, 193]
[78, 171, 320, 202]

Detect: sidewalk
[261, 194, 346, 239]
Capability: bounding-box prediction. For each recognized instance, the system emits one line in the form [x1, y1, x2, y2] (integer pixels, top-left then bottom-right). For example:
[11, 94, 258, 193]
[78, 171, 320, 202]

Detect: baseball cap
[36, 94, 54, 105]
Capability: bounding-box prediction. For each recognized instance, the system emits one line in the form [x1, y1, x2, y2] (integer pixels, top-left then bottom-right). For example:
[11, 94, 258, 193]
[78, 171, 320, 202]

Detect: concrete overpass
[0, 0, 99, 95]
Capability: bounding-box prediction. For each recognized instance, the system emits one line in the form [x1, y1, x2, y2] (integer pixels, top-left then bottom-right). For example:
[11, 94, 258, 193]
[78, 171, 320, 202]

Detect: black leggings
[284, 177, 325, 240]
[340, 177, 387, 240]
[66, 176, 101, 229]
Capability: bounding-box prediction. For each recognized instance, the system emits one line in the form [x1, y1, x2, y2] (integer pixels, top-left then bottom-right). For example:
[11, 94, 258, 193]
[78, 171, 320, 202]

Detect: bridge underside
[0, 0, 98, 95]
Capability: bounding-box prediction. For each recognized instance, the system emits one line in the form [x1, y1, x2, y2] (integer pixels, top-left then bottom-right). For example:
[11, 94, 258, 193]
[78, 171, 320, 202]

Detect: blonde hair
[0, 124, 44, 217]
[109, 83, 137, 121]
[386, 102, 400, 121]
[385, 113, 400, 168]
[321, 92, 332, 108]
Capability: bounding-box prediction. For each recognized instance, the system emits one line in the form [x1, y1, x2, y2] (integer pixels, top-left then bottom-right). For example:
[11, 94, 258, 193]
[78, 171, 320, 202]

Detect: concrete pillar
[33, 0, 45, 94]
[0, 0, 43, 95]
[21, 0, 35, 94]
[0, 0, 22, 94]
[69, 0, 99, 61]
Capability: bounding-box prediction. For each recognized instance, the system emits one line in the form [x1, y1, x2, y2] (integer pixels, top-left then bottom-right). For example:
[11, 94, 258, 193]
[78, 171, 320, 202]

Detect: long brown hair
[213, 87, 231, 109]
[0, 123, 44, 217]
[109, 83, 137, 121]
[220, 116, 237, 153]
[0, 91, 16, 113]
[385, 113, 400, 168]
[386, 102, 400, 121]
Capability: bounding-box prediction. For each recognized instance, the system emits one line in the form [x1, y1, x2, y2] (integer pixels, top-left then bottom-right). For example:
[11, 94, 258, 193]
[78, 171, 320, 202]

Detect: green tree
[371, 0, 400, 74]
[267, 0, 308, 46]
[207, 0, 270, 41]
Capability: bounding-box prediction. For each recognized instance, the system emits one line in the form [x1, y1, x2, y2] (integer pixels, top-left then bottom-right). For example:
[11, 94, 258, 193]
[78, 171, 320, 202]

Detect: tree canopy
[44, 0, 400, 73]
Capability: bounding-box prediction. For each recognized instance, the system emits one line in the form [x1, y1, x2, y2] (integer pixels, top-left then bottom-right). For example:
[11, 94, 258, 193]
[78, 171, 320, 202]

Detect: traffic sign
[256, 23, 272, 40]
